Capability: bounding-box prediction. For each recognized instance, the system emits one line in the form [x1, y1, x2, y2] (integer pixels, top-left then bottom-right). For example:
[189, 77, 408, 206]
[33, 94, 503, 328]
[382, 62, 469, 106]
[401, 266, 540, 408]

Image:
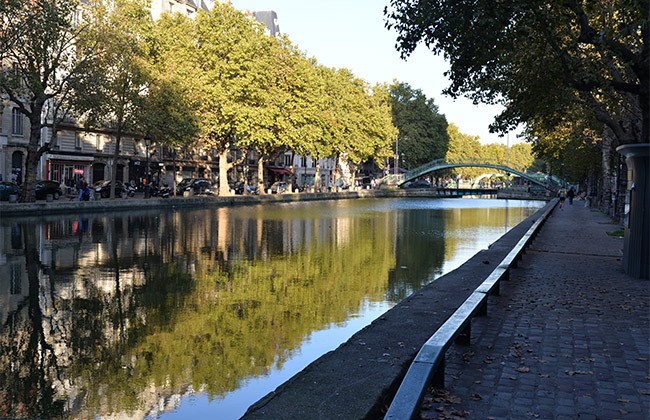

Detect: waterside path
[418, 199, 649, 419]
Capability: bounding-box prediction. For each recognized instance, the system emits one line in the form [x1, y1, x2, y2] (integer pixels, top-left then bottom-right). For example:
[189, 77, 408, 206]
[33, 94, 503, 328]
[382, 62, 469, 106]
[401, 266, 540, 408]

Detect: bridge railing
[401, 159, 563, 191]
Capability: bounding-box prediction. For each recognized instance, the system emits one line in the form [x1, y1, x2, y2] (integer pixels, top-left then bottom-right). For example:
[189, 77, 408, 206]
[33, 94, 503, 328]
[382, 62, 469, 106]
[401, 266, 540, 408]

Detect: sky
[227, 0, 518, 145]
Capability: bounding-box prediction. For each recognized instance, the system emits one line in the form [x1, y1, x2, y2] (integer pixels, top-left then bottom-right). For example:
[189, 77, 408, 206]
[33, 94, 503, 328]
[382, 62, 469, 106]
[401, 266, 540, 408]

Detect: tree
[346, 83, 396, 187]
[445, 124, 483, 180]
[315, 67, 394, 191]
[0, 0, 97, 202]
[385, 0, 648, 146]
[529, 119, 602, 193]
[146, 13, 202, 194]
[389, 81, 449, 169]
[507, 143, 535, 173]
[75, 0, 153, 199]
[182, 3, 284, 196]
[232, 33, 309, 195]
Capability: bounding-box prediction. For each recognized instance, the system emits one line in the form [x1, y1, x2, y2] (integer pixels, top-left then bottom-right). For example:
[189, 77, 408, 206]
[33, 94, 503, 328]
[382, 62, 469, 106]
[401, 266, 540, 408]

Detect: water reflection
[0, 198, 543, 419]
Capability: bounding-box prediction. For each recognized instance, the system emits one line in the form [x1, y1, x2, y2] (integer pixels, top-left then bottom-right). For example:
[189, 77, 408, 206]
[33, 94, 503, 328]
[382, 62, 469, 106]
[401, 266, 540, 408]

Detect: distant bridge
[381, 158, 560, 190]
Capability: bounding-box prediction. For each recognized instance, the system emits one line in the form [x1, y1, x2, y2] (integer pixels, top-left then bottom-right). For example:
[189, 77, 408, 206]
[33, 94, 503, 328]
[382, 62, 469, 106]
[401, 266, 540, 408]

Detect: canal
[0, 197, 544, 419]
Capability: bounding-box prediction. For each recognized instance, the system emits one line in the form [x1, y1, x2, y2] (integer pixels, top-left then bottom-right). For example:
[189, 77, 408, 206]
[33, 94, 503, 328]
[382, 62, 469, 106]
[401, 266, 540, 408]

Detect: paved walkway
[419, 201, 650, 419]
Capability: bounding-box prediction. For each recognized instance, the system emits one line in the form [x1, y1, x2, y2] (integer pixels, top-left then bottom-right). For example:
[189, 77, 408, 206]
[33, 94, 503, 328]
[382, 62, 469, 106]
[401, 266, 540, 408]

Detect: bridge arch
[384, 159, 556, 190]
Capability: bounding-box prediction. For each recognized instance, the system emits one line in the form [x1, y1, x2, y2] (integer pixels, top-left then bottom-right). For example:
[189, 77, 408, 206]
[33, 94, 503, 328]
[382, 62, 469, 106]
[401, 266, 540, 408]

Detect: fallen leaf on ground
[566, 370, 594, 376]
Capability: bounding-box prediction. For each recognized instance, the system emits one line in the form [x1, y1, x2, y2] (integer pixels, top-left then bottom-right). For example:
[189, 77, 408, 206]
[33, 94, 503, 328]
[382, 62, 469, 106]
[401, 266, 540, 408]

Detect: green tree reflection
[0, 200, 541, 418]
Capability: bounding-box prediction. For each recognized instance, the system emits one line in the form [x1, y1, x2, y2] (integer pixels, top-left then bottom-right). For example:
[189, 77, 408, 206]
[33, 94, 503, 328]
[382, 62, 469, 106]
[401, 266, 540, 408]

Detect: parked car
[231, 181, 259, 195]
[35, 180, 63, 200]
[402, 179, 432, 189]
[0, 181, 21, 201]
[270, 181, 288, 194]
[231, 181, 245, 195]
[176, 178, 213, 195]
[93, 180, 129, 198]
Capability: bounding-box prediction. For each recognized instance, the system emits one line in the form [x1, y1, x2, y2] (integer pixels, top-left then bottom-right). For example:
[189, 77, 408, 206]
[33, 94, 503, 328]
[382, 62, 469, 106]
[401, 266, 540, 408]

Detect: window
[10, 264, 22, 294]
[96, 134, 103, 151]
[11, 108, 23, 135]
[284, 154, 292, 167]
[75, 132, 82, 149]
[72, 10, 80, 28]
[300, 157, 307, 167]
[311, 158, 317, 168]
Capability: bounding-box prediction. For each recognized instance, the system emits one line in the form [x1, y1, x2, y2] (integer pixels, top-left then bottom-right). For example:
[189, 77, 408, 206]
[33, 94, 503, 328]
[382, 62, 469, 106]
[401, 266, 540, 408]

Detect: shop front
[45, 153, 94, 192]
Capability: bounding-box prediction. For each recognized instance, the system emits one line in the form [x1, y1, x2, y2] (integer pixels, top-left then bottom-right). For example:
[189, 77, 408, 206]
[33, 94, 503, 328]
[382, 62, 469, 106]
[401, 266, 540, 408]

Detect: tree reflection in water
[0, 198, 543, 418]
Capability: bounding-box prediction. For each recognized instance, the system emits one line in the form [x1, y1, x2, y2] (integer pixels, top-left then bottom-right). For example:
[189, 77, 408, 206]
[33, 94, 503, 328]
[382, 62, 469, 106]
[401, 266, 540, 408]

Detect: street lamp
[144, 135, 151, 198]
[394, 137, 399, 175]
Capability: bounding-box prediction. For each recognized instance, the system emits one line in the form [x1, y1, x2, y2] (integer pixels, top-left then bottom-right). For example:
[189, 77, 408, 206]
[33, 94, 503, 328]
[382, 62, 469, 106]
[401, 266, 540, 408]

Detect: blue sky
[228, 0, 517, 145]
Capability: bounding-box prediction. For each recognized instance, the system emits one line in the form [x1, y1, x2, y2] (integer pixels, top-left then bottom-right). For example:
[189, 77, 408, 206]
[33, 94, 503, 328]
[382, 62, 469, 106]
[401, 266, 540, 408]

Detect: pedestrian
[82, 182, 90, 201]
[567, 187, 575, 205]
[558, 186, 567, 209]
[77, 179, 85, 201]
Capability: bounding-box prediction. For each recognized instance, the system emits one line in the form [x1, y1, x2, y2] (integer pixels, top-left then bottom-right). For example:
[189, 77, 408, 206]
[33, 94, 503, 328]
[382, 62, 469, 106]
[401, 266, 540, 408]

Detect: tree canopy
[151, 4, 397, 194]
[385, 0, 648, 146]
[0, 0, 96, 202]
[389, 81, 449, 169]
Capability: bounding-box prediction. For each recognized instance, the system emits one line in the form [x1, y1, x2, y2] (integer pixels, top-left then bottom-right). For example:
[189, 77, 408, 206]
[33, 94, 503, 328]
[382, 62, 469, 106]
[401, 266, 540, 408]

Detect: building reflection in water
[0, 198, 543, 419]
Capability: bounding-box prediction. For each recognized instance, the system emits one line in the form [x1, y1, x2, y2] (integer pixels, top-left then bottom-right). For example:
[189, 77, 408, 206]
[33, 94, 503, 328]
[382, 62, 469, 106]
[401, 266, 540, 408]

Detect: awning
[46, 153, 95, 162]
[268, 167, 291, 175]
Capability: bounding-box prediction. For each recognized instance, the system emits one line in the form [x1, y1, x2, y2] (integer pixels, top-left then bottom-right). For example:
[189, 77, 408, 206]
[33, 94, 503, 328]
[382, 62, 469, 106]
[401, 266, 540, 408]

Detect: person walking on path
[420, 202, 649, 419]
[557, 186, 567, 209]
[568, 186, 575, 205]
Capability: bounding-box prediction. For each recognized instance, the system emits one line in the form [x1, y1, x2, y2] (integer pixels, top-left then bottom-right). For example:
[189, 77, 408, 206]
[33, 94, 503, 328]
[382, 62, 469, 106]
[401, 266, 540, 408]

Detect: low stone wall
[0, 188, 547, 218]
[0, 189, 435, 218]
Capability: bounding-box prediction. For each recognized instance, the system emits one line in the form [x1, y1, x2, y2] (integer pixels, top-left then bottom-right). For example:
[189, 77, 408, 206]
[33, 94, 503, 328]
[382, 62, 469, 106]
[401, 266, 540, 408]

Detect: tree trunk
[315, 159, 321, 192]
[257, 157, 266, 195]
[110, 128, 122, 199]
[22, 112, 43, 203]
[218, 150, 232, 196]
[334, 154, 341, 192]
[288, 151, 295, 192]
[600, 130, 614, 215]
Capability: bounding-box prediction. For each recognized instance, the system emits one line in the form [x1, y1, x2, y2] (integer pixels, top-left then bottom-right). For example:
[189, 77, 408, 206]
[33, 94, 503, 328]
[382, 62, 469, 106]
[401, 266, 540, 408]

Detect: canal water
[0, 197, 544, 419]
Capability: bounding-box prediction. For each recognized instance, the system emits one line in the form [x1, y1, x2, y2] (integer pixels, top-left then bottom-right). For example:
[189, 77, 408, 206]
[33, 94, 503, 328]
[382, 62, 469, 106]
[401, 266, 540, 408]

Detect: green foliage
[389, 82, 449, 169]
[145, 14, 200, 146]
[74, 0, 153, 198]
[76, 0, 152, 134]
[445, 123, 483, 179]
[528, 117, 602, 184]
[150, 3, 396, 191]
[385, 0, 648, 145]
[445, 124, 536, 179]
